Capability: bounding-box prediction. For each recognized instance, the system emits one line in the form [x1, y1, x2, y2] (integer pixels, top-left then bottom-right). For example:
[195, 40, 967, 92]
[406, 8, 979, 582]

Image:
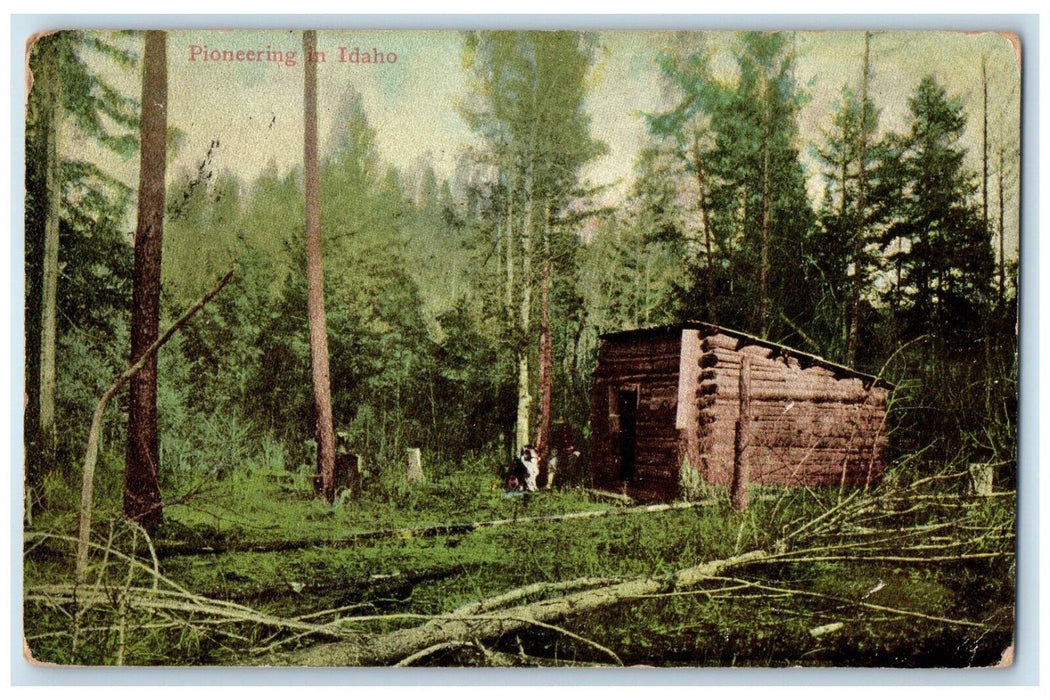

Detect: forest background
[23, 29, 1019, 504]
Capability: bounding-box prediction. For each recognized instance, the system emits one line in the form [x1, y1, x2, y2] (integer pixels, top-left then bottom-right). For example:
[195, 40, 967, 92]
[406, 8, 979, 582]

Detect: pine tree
[650, 32, 814, 341]
[302, 29, 337, 502]
[811, 81, 880, 362]
[125, 30, 168, 531]
[882, 76, 995, 341]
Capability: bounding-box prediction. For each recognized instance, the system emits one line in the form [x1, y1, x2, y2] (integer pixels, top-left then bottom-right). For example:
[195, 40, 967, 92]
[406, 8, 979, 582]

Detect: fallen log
[150, 500, 712, 558]
[266, 547, 771, 666]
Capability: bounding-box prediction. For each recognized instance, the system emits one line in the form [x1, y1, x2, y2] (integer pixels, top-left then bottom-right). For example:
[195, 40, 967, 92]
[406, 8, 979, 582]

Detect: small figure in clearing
[520, 445, 540, 492]
[504, 463, 522, 493]
[544, 425, 582, 489]
[504, 446, 532, 494]
[503, 446, 539, 496]
[545, 446, 574, 490]
[545, 447, 560, 490]
[544, 445, 580, 490]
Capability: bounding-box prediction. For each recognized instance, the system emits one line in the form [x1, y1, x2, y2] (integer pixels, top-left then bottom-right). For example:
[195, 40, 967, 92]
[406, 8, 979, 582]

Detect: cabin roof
[598, 321, 894, 389]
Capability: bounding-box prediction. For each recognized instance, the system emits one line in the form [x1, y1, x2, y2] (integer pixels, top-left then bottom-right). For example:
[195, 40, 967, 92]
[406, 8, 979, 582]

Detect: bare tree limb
[394, 641, 475, 667]
[271, 547, 771, 666]
[74, 268, 235, 583]
[709, 576, 992, 629]
[449, 577, 620, 617]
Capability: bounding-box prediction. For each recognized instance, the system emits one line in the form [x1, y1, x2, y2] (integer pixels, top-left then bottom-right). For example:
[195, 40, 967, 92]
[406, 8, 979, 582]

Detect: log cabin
[589, 322, 892, 502]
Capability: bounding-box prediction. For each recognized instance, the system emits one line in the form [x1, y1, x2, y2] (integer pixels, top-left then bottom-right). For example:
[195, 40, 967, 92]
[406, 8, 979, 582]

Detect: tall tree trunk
[504, 189, 515, 336]
[894, 250, 903, 342]
[516, 60, 545, 452]
[303, 29, 337, 503]
[503, 190, 518, 460]
[536, 203, 553, 467]
[124, 30, 167, 532]
[496, 215, 504, 315]
[997, 140, 1006, 307]
[838, 104, 851, 351]
[758, 85, 771, 338]
[24, 36, 59, 516]
[39, 44, 61, 475]
[515, 192, 534, 450]
[569, 308, 586, 390]
[691, 135, 717, 324]
[846, 31, 871, 367]
[979, 55, 993, 401]
[982, 56, 989, 237]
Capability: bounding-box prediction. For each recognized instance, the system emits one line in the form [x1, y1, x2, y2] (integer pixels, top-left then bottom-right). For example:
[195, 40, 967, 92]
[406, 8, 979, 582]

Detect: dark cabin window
[617, 389, 638, 482]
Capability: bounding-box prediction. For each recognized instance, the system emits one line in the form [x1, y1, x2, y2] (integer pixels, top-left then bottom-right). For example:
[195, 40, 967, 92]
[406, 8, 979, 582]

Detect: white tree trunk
[38, 46, 61, 467]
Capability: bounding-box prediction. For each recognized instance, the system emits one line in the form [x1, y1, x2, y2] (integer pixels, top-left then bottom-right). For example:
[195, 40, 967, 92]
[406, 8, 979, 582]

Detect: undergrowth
[24, 445, 1015, 668]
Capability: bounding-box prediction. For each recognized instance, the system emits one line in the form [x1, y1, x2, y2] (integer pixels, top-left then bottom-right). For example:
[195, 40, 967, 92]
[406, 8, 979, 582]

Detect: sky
[67, 28, 1021, 255]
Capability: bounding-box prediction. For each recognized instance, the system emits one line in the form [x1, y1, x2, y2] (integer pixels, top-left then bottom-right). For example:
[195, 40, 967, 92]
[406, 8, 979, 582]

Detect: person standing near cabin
[545, 426, 581, 489]
[505, 446, 536, 493]
[545, 444, 579, 490]
[545, 447, 559, 490]
[521, 445, 540, 491]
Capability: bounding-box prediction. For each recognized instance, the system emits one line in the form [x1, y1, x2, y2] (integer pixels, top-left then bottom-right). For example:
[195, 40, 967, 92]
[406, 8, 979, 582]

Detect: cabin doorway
[617, 389, 638, 482]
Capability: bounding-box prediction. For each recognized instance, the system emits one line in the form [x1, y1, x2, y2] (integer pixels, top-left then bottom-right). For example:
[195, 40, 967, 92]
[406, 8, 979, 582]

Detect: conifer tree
[882, 76, 995, 341]
[125, 30, 168, 530]
[651, 32, 814, 342]
[303, 29, 337, 502]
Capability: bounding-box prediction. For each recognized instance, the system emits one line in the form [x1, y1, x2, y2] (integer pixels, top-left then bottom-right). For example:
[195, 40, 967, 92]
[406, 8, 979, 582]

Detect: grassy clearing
[23, 452, 1014, 668]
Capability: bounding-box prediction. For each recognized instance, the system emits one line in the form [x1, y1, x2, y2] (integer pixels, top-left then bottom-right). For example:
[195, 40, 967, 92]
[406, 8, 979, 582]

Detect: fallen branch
[449, 576, 620, 617]
[764, 552, 1011, 564]
[502, 616, 622, 665]
[707, 576, 993, 629]
[268, 547, 770, 666]
[76, 269, 236, 583]
[393, 641, 474, 667]
[27, 584, 345, 639]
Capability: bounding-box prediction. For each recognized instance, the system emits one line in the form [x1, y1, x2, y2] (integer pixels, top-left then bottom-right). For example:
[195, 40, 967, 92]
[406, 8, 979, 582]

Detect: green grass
[23, 452, 1014, 668]
[159, 459, 611, 544]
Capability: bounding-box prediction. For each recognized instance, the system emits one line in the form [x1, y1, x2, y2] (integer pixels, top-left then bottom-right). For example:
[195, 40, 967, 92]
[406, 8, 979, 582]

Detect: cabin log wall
[697, 333, 888, 488]
[590, 324, 891, 502]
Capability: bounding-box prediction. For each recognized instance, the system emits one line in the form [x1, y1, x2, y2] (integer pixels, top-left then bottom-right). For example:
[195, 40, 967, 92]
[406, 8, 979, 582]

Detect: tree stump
[406, 448, 425, 484]
[969, 462, 994, 496]
[334, 452, 362, 496]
